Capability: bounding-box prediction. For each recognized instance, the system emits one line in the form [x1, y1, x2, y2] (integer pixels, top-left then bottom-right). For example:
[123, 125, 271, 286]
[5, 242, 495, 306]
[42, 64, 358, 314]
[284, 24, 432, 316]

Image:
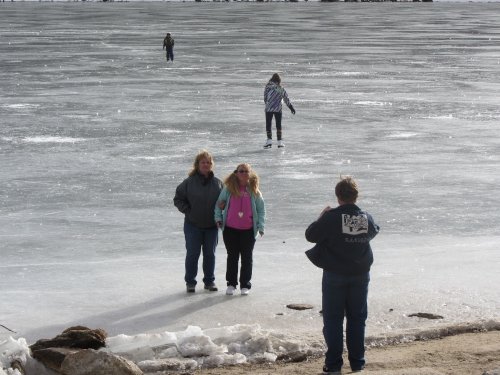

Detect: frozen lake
[1, 1, 500, 370]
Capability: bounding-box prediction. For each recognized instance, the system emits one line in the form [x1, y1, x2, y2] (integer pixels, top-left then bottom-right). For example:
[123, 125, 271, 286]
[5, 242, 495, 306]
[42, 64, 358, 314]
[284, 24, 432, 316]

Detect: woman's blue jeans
[322, 271, 370, 372]
[184, 219, 218, 286]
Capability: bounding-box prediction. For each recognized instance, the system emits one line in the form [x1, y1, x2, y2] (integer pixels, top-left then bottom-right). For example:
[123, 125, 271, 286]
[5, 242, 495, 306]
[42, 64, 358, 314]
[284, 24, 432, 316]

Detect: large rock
[31, 347, 78, 372]
[28, 326, 142, 375]
[286, 303, 314, 311]
[408, 312, 444, 320]
[60, 349, 143, 375]
[30, 326, 107, 353]
[30, 326, 109, 373]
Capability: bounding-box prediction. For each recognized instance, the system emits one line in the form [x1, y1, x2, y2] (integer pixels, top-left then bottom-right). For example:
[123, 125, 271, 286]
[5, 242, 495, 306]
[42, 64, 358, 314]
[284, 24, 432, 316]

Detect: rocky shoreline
[2, 321, 499, 375]
[193, 330, 500, 375]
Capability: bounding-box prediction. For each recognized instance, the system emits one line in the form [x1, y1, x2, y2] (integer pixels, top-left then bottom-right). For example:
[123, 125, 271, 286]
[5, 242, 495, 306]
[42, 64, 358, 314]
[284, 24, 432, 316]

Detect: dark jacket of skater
[163, 33, 175, 61]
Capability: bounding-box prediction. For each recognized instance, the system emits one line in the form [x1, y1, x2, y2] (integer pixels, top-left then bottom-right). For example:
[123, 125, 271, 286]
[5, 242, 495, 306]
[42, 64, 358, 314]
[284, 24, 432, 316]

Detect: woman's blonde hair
[224, 163, 261, 197]
[188, 150, 214, 176]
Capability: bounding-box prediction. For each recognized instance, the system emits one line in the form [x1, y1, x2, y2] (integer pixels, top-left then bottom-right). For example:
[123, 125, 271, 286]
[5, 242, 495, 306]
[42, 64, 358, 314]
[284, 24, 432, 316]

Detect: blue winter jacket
[305, 204, 379, 275]
[214, 187, 266, 238]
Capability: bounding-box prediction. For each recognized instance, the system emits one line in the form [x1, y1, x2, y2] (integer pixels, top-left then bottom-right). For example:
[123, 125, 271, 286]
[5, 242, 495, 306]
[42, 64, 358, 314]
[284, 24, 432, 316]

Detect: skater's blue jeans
[322, 271, 369, 372]
[184, 219, 218, 286]
[166, 47, 174, 61]
[265, 111, 282, 140]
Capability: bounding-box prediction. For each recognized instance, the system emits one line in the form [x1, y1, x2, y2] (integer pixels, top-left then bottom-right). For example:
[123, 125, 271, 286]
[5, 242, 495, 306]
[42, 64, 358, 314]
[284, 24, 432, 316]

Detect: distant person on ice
[174, 150, 223, 293]
[263, 73, 295, 149]
[304, 177, 379, 375]
[163, 33, 175, 62]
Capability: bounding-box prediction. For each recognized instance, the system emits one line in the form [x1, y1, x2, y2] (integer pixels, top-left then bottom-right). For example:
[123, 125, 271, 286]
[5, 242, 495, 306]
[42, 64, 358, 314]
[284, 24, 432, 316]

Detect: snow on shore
[1, 323, 322, 374]
[3, 320, 500, 374]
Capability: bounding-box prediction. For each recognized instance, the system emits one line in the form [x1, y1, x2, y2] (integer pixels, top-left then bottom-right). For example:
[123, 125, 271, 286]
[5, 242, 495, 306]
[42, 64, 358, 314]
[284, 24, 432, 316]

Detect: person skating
[263, 73, 295, 148]
[163, 33, 175, 62]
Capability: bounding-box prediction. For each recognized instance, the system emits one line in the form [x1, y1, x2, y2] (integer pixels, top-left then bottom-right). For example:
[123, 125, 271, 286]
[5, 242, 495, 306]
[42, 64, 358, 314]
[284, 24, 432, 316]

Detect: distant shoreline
[1, 319, 499, 374]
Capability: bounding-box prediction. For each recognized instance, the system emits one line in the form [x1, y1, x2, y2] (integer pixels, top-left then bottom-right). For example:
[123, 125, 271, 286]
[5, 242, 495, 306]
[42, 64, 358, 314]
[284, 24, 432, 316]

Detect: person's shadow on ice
[23, 292, 233, 342]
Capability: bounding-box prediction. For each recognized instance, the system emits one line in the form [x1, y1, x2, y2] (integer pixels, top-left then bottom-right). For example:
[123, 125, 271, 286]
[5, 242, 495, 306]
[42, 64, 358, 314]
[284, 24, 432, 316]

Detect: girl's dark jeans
[265, 111, 282, 140]
[222, 226, 255, 289]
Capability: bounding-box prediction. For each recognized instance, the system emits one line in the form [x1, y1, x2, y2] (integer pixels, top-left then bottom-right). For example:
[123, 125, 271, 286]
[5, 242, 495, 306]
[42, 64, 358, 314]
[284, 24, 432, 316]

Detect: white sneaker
[277, 140, 285, 148]
[241, 288, 250, 295]
[226, 286, 236, 295]
[263, 139, 272, 148]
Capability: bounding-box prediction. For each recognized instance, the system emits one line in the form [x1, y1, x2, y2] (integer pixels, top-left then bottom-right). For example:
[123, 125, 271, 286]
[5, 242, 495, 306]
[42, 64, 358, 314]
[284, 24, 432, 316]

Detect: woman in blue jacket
[214, 163, 265, 296]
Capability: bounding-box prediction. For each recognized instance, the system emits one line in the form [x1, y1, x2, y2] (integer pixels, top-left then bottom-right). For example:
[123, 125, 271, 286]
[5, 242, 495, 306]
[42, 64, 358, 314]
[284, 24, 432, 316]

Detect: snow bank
[0, 337, 54, 375]
[0, 337, 29, 374]
[1, 324, 323, 374]
[108, 324, 322, 372]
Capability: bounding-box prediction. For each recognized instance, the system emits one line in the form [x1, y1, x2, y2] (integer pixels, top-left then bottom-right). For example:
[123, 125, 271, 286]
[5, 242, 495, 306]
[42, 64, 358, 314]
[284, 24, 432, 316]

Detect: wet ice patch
[62, 114, 94, 119]
[386, 132, 419, 139]
[2, 104, 40, 110]
[277, 172, 324, 180]
[279, 156, 317, 166]
[21, 136, 86, 144]
[129, 155, 170, 161]
[298, 99, 337, 104]
[423, 114, 454, 119]
[334, 72, 369, 77]
[159, 129, 184, 134]
[354, 101, 392, 106]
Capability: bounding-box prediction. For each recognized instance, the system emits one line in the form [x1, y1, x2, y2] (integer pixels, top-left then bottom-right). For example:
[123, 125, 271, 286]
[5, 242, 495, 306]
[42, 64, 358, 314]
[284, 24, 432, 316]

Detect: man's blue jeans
[322, 271, 370, 372]
[166, 47, 174, 61]
[184, 219, 218, 286]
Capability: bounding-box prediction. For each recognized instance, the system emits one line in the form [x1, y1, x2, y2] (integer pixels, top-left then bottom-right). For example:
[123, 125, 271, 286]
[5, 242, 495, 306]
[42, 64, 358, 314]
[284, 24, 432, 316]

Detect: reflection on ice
[353, 101, 392, 106]
[158, 129, 184, 134]
[22, 136, 86, 144]
[2, 104, 40, 110]
[422, 114, 454, 119]
[385, 132, 419, 139]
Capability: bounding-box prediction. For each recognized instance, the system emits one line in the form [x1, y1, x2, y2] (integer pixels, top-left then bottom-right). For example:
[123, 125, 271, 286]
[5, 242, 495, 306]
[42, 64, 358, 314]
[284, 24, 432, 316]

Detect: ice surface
[1, 2, 500, 373]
